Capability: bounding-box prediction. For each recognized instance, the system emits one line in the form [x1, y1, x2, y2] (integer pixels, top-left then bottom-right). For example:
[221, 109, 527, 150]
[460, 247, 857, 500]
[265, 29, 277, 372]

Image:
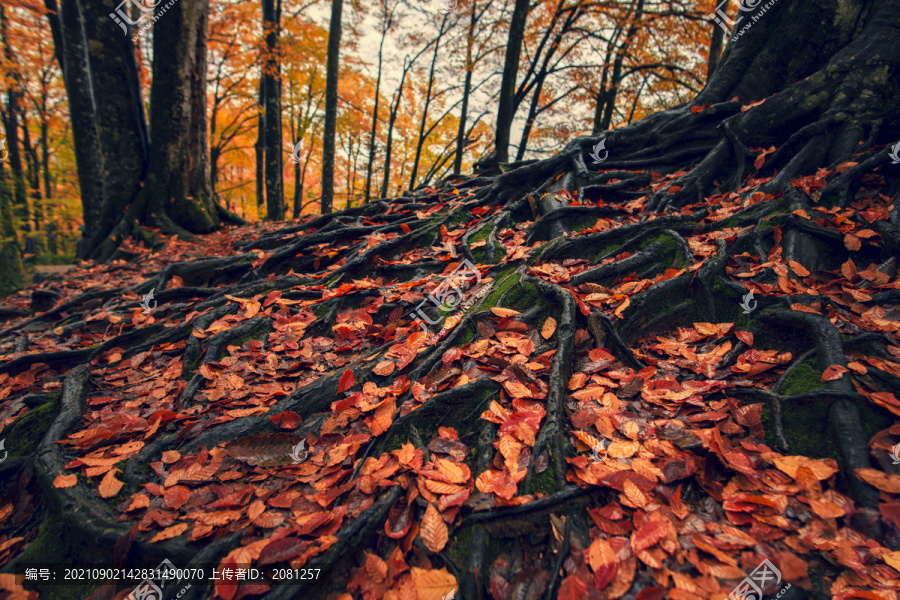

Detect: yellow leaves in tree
[419, 503, 448, 553]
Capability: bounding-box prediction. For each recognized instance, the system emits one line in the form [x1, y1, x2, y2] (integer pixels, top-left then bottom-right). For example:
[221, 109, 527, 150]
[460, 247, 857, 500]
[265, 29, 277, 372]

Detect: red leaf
[821, 365, 849, 381]
[337, 369, 355, 393]
[268, 411, 303, 430]
[735, 331, 753, 346]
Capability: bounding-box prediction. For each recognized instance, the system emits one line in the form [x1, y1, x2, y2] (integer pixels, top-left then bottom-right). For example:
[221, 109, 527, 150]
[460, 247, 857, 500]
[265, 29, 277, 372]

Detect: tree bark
[143, 0, 219, 233]
[256, 78, 266, 212]
[262, 0, 284, 221]
[494, 0, 530, 164]
[43, 0, 105, 247]
[363, 6, 391, 204]
[320, 0, 344, 214]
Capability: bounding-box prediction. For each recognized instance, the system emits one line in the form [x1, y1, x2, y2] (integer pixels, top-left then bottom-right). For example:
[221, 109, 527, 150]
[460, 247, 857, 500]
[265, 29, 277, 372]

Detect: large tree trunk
[141, 0, 219, 234]
[42, 0, 106, 249]
[262, 0, 284, 221]
[320, 0, 344, 214]
[78, 0, 149, 249]
[493, 0, 529, 164]
[3, 3, 900, 600]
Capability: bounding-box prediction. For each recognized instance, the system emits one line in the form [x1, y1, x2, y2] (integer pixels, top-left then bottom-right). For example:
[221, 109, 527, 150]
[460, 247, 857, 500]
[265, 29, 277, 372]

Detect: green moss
[19, 507, 108, 600]
[2, 397, 60, 459]
[481, 267, 520, 308]
[217, 321, 273, 361]
[529, 460, 559, 495]
[778, 361, 827, 396]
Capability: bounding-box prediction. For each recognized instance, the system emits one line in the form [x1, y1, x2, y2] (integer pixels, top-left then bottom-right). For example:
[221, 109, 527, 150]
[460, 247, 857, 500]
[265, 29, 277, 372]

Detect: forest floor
[0, 161, 898, 600]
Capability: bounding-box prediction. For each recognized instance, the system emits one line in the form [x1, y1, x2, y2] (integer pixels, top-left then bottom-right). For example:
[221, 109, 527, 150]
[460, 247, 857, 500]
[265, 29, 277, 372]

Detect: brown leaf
[587, 537, 616, 589]
[541, 317, 557, 340]
[788, 260, 810, 277]
[844, 233, 862, 251]
[374, 361, 395, 376]
[419, 503, 449, 553]
[410, 567, 457, 600]
[490, 308, 520, 318]
[53, 474, 77, 488]
[855, 468, 900, 493]
[149, 522, 188, 543]
[821, 365, 849, 381]
[99, 469, 124, 499]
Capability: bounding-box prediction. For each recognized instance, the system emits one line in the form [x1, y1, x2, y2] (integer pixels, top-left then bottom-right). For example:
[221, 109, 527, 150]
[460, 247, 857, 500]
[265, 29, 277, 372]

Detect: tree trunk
[256, 78, 266, 212]
[262, 0, 284, 221]
[409, 17, 447, 190]
[494, 0, 530, 164]
[321, 0, 344, 214]
[706, 13, 725, 81]
[79, 0, 149, 249]
[364, 14, 389, 204]
[43, 0, 105, 248]
[140, 0, 219, 237]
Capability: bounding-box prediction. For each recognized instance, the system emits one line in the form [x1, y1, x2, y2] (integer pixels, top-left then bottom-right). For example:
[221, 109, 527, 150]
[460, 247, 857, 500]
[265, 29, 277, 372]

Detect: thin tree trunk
[43, 0, 104, 247]
[321, 0, 344, 214]
[189, 2, 212, 205]
[453, 1, 477, 176]
[262, 0, 284, 220]
[494, 0, 530, 164]
[1, 7, 28, 235]
[364, 17, 389, 204]
[409, 18, 446, 190]
[706, 15, 725, 81]
[255, 78, 265, 211]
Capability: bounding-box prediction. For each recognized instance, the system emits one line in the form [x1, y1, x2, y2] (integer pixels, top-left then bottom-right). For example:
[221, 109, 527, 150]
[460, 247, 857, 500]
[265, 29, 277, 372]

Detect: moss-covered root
[520, 276, 575, 495]
[763, 308, 879, 508]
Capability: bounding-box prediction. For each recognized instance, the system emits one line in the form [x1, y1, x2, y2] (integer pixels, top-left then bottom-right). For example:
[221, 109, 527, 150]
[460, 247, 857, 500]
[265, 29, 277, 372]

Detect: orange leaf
[622, 479, 647, 509]
[774, 456, 838, 480]
[125, 493, 151, 512]
[844, 233, 862, 251]
[855, 468, 900, 493]
[541, 317, 557, 340]
[821, 365, 849, 381]
[99, 469, 124, 499]
[410, 567, 457, 600]
[337, 369, 355, 393]
[490, 307, 520, 318]
[150, 522, 188, 543]
[788, 260, 810, 277]
[161, 451, 181, 464]
[373, 361, 395, 376]
[419, 503, 449, 553]
[587, 537, 616, 589]
[164, 486, 191, 510]
[735, 331, 753, 346]
[53, 474, 77, 488]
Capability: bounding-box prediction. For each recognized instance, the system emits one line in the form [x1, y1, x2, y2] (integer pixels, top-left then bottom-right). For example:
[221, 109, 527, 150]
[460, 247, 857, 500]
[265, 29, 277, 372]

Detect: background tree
[320, 0, 344, 214]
